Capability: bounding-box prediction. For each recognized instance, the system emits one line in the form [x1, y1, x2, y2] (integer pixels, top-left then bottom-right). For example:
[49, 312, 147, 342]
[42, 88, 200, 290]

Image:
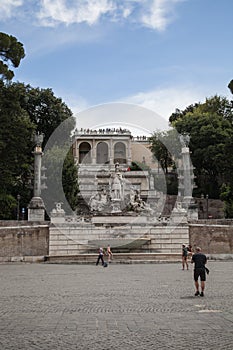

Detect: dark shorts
[194, 268, 206, 282]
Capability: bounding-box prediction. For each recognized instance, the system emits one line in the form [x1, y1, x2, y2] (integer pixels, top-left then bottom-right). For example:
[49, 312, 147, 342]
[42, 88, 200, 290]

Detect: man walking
[191, 247, 207, 297]
[96, 247, 105, 266]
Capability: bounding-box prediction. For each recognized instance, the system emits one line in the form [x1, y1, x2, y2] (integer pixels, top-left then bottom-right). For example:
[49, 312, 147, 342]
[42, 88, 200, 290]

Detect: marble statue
[110, 173, 122, 200]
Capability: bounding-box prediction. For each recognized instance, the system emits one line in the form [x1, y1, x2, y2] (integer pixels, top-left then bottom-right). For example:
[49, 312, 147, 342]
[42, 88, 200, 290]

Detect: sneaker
[195, 291, 199, 296]
[200, 292, 204, 297]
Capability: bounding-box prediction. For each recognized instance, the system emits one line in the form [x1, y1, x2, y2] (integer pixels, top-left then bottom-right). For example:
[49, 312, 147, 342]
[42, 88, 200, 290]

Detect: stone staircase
[48, 221, 189, 262]
[46, 252, 182, 264]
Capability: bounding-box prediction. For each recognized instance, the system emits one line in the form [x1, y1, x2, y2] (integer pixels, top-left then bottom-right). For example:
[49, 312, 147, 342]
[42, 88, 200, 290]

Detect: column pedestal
[28, 197, 45, 221]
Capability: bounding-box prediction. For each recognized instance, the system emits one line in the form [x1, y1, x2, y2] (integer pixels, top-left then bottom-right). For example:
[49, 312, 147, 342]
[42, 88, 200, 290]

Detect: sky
[0, 0, 233, 134]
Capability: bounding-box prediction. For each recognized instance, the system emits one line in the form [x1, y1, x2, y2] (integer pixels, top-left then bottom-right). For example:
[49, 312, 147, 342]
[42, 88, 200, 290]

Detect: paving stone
[0, 261, 232, 349]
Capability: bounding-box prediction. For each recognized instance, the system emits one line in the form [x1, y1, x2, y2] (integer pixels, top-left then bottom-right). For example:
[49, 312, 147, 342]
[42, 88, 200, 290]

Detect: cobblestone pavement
[0, 261, 232, 350]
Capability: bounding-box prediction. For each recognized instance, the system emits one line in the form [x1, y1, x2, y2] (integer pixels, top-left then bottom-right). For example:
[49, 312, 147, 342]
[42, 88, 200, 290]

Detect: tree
[169, 103, 199, 125]
[170, 95, 233, 199]
[11, 83, 74, 145]
[0, 33, 78, 219]
[228, 79, 233, 95]
[0, 32, 25, 81]
[149, 129, 180, 174]
[149, 129, 182, 195]
[42, 145, 79, 215]
[62, 149, 79, 211]
[0, 81, 77, 219]
[0, 81, 35, 218]
[129, 161, 150, 171]
[220, 184, 233, 218]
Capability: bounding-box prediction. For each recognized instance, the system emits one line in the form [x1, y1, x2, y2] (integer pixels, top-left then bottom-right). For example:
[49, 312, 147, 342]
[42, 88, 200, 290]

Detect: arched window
[97, 142, 109, 164]
[79, 142, 91, 164]
[114, 142, 126, 164]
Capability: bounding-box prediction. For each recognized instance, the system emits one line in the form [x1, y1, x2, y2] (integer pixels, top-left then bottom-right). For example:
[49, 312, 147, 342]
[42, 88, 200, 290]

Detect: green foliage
[149, 129, 180, 174]
[43, 145, 79, 215]
[0, 81, 35, 198]
[0, 79, 76, 219]
[170, 95, 233, 203]
[0, 194, 17, 220]
[220, 184, 233, 218]
[129, 161, 150, 171]
[0, 32, 25, 81]
[166, 173, 178, 195]
[62, 149, 79, 211]
[169, 103, 199, 125]
[11, 83, 74, 145]
[228, 79, 233, 95]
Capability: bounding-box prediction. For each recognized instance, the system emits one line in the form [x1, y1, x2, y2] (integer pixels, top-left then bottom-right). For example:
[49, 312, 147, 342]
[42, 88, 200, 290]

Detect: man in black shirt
[191, 247, 207, 297]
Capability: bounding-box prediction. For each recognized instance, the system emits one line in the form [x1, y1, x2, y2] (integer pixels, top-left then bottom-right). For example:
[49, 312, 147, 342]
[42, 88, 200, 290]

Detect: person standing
[96, 247, 105, 266]
[182, 244, 189, 270]
[107, 244, 113, 263]
[191, 247, 207, 297]
[187, 244, 193, 257]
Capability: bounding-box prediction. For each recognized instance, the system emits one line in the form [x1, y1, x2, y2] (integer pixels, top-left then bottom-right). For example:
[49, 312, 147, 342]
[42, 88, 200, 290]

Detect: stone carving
[110, 173, 123, 200]
[179, 133, 190, 147]
[89, 190, 108, 212]
[87, 163, 154, 215]
[109, 163, 124, 201]
[129, 189, 153, 215]
[52, 202, 65, 213]
[34, 132, 44, 147]
[149, 174, 155, 190]
[173, 201, 186, 213]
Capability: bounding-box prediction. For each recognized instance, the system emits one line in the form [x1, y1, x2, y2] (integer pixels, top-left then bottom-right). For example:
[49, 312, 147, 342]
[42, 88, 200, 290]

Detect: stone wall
[1, 220, 233, 261]
[189, 222, 233, 255]
[0, 221, 49, 262]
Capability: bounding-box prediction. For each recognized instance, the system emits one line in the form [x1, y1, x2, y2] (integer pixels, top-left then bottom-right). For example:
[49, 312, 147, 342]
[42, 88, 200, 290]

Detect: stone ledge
[0, 256, 46, 263]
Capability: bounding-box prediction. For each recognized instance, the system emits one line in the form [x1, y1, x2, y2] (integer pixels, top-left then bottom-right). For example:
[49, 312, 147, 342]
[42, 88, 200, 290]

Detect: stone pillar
[73, 139, 78, 162]
[92, 139, 96, 164]
[109, 138, 114, 165]
[28, 133, 45, 221]
[182, 146, 193, 200]
[75, 142, 79, 164]
[178, 134, 197, 215]
[127, 138, 132, 166]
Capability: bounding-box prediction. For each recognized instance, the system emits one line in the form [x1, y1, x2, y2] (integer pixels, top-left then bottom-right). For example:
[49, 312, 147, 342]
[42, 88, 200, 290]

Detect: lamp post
[17, 194, 21, 220]
[21, 207, 25, 221]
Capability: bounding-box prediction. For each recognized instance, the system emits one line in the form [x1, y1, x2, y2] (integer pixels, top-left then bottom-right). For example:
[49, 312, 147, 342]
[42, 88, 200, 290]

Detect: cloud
[122, 86, 206, 120]
[0, 0, 23, 19]
[62, 85, 209, 134]
[36, 0, 185, 30]
[141, 0, 184, 31]
[37, 0, 115, 27]
[0, 0, 184, 32]
[76, 102, 168, 136]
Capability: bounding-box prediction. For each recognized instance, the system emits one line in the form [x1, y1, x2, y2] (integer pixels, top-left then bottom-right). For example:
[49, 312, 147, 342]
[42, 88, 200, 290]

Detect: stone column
[73, 139, 78, 163]
[109, 138, 114, 165]
[28, 133, 45, 221]
[177, 134, 197, 216]
[127, 138, 132, 166]
[75, 142, 79, 164]
[92, 139, 96, 164]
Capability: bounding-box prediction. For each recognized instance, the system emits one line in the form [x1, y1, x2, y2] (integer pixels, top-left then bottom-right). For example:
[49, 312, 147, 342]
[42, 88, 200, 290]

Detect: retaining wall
[0, 221, 49, 262]
[0, 220, 233, 261]
[189, 222, 233, 256]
